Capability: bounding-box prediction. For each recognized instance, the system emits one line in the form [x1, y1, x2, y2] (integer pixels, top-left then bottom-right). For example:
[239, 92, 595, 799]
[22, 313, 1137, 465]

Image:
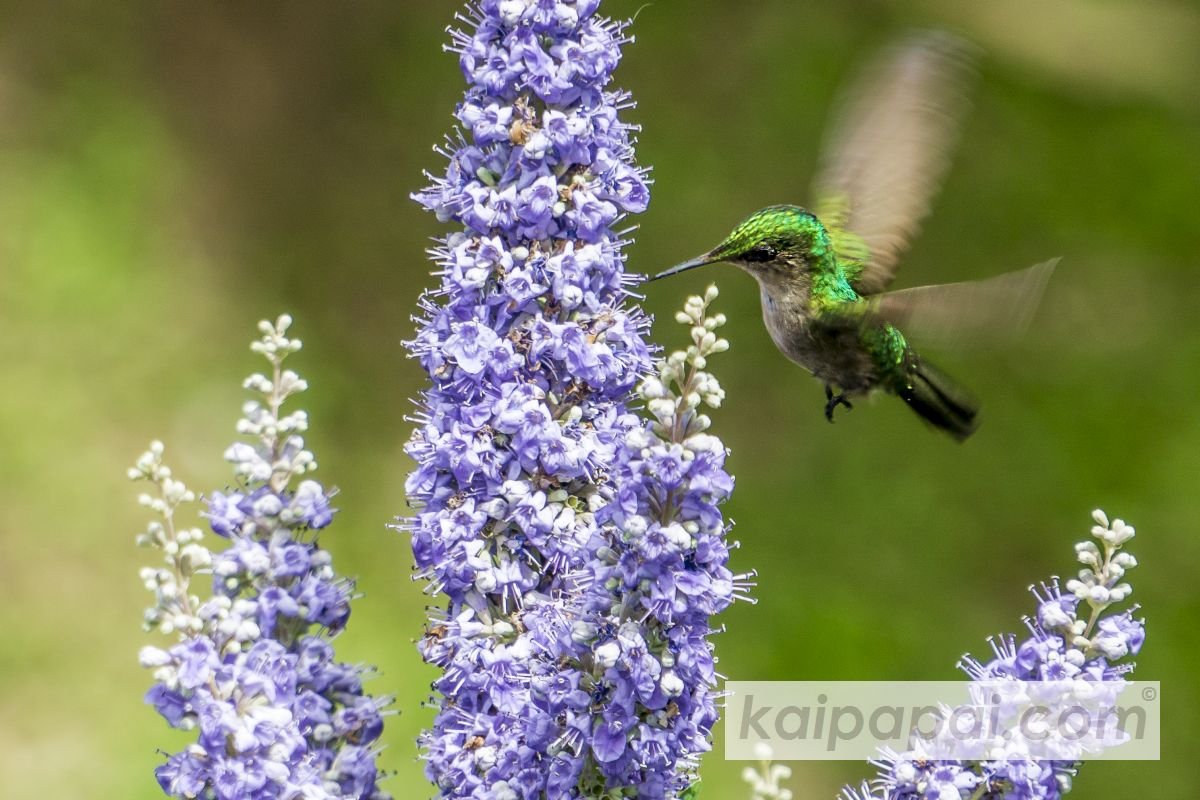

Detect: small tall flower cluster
[577, 286, 745, 794]
[131, 316, 388, 800]
[742, 744, 794, 800]
[405, 1, 740, 797]
[842, 510, 1145, 800]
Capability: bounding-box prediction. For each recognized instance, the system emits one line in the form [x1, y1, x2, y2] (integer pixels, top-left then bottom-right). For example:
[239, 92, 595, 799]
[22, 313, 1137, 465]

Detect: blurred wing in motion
[867, 259, 1058, 348]
[812, 31, 979, 296]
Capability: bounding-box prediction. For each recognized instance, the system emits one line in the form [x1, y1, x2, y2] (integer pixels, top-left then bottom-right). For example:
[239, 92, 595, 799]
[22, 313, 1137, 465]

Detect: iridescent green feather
[812, 191, 872, 286]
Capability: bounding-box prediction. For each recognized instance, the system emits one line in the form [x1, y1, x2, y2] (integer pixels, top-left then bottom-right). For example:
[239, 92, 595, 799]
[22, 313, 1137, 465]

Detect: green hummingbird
[650, 32, 1056, 441]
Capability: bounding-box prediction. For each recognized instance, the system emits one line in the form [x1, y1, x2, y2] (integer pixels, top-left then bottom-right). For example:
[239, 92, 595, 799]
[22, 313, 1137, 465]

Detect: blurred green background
[2, 0, 1198, 797]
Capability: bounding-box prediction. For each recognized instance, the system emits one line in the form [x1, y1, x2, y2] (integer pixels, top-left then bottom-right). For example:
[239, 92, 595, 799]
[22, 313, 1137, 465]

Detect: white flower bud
[571, 621, 598, 644]
[254, 493, 283, 517]
[261, 759, 289, 785]
[660, 671, 684, 697]
[502, 480, 530, 503]
[475, 570, 498, 593]
[640, 377, 666, 400]
[594, 641, 620, 669]
[236, 619, 261, 641]
[1107, 520, 1135, 545]
[553, 506, 576, 531]
[138, 646, 173, 668]
[647, 398, 676, 421]
[181, 544, 212, 570]
[663, 523, 691, 548]
[623, 515, 648, 538]
[214, 558, 239, 577]
[475, 745, 498, 770]
[1093, 636, 1128, 660]
[684, 433, 722, 453]
[625, 428, 651, 450]
[554, 4, 578, 29]
[241, 546, 270, 575]
[1038, 602, 1073, 629]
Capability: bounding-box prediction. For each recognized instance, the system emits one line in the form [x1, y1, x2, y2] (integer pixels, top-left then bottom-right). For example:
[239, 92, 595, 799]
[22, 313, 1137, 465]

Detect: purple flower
[292, 480, 334, 529]
[406, 3, 742, 798]
[155, 751, 207, 797]
[443, 321, 501, 375]
[130, 318, 389, 800]
[205, 491, 246, 537]
[271, 541, 312, 579]
[145, 685, 189, 727]
[843, 511, 1145, 800]
[255, 585, 301, 634]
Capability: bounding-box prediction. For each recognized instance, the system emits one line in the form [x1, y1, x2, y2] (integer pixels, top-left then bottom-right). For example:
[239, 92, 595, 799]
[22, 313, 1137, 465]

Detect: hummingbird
[649, 32, 1056, 441]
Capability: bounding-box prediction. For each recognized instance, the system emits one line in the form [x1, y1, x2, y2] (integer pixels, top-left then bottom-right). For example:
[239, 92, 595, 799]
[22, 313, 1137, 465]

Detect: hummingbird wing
[811, 31, 979, 296]
[865, 259, 1058, 347]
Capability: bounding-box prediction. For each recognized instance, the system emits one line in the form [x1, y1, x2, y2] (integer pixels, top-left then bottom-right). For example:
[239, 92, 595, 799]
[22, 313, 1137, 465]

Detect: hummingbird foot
[824, 385, 854, 422]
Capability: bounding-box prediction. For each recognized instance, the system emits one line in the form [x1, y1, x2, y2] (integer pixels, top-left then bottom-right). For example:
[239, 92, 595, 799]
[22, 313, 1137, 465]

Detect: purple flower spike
[130, 317, 390, 800]
[405, 3, 747, 797]
[840, 510, 1146, 800]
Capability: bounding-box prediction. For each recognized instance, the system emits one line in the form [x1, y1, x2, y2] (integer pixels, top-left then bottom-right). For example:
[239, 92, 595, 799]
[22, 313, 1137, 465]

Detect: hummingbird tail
[900, 359, 980, 441]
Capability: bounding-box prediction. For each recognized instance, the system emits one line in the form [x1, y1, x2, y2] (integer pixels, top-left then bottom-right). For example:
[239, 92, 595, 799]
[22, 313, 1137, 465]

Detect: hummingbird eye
[743, 245, 777, 263]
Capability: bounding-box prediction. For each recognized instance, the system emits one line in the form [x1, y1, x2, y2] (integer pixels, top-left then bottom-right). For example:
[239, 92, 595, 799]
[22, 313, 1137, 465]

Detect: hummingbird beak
[646, 253, 721, 283]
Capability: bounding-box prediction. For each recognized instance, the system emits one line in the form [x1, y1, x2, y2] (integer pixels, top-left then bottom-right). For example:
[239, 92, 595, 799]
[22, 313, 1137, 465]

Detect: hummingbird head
[650, 205, 831, 283]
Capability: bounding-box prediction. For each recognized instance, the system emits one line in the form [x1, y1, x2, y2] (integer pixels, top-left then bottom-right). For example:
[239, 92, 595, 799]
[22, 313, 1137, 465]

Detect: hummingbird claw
[824, 385, 854, 422]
